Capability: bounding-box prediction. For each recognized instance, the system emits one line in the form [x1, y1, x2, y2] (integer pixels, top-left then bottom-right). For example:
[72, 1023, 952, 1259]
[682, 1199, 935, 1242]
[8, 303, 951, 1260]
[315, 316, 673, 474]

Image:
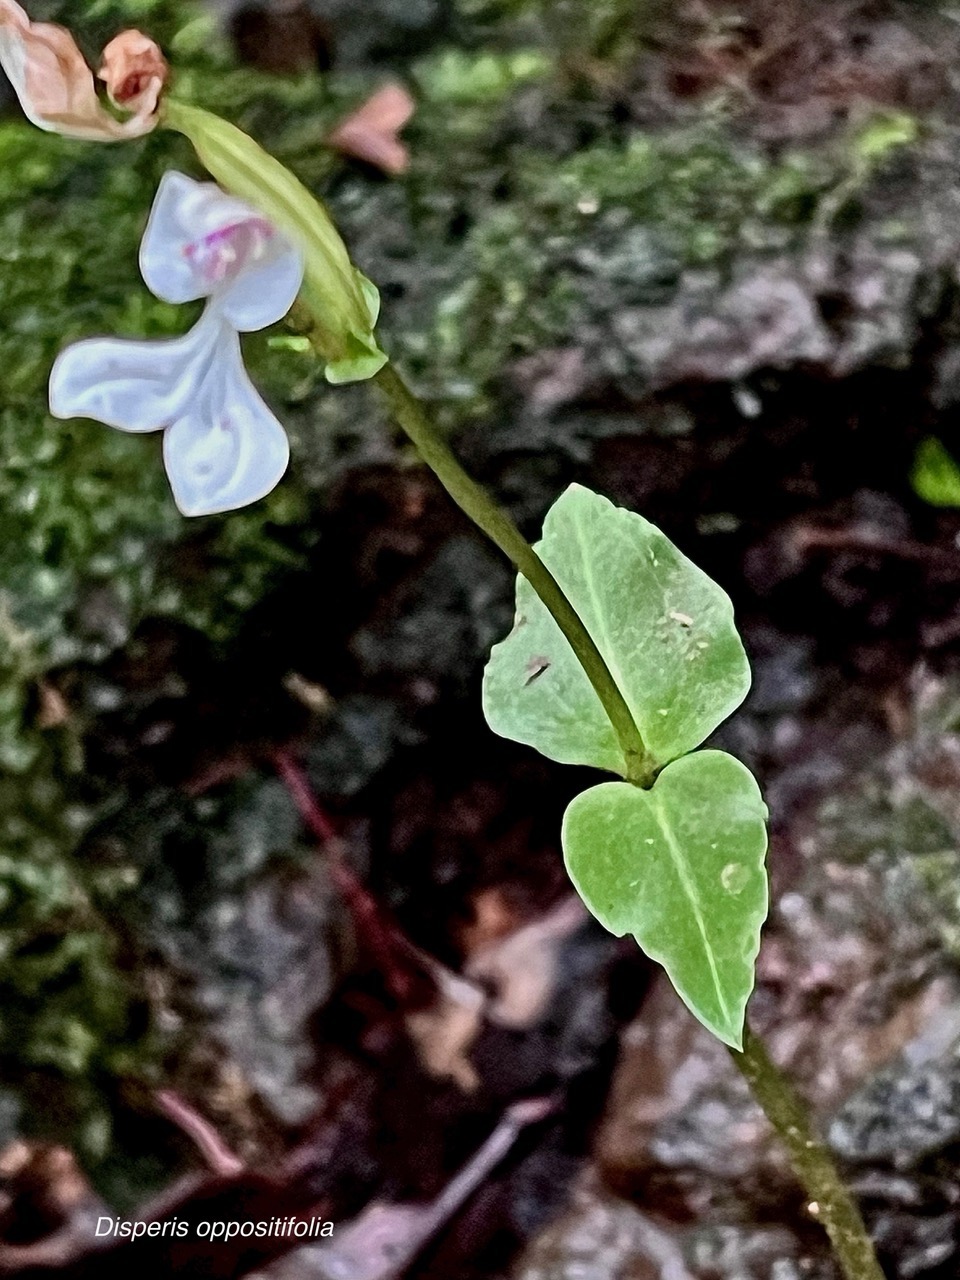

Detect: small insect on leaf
[524, 656, 551, 685]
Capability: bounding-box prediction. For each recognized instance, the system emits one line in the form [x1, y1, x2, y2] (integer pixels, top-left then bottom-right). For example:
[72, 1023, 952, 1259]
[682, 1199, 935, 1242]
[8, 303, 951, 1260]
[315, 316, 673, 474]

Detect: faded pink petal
[0, 1, 164, 140]
[99, 29, 167, 120]
[328, 82, 414, 176]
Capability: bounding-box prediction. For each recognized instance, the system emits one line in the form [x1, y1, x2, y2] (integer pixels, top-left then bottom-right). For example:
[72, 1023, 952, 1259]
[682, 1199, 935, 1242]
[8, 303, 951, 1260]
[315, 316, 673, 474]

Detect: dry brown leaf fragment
[405, 960, 485, 1092]
[465, 894, 588, 1028]
[35, 681, 69, 729]
[0, 0, 166, 140]
[460, 886, 520, 954]
[275, 1098, 552, 1280]
[328, 82, 415, 176]
[405, 896, 589, 1092]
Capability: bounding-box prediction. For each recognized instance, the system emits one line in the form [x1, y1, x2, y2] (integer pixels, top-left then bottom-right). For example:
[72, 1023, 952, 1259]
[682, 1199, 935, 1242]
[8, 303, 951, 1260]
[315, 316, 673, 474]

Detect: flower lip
[98, 28, 167, 117]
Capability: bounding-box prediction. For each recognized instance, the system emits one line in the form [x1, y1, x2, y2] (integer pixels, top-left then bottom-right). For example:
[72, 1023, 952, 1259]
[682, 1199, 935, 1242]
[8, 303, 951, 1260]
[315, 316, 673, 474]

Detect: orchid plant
[0, 7, 886, 1280]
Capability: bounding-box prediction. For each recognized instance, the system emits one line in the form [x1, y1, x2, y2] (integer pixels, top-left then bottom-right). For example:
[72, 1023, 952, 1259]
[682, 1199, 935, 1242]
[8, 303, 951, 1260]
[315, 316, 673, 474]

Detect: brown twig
[154, 1091, 244, 1177]
[791, 523, 960, 569]
[273, 748, 337, 842]
[290, 1095, 557, 1280]
[273, 749, 417, 1001]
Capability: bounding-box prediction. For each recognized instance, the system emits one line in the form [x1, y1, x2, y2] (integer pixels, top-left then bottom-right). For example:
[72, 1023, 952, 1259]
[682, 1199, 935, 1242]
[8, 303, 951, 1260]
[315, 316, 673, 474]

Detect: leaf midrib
[650, 788, 731, 1027]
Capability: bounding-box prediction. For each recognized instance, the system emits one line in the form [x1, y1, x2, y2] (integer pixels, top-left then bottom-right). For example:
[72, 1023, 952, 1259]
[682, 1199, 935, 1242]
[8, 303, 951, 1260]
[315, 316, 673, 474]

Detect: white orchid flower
[50, 171, 305, 516]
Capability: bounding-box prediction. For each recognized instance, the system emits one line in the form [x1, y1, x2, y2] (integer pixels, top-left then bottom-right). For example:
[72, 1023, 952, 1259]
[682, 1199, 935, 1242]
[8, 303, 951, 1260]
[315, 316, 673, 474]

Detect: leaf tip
[722, 1025, 745, 1052]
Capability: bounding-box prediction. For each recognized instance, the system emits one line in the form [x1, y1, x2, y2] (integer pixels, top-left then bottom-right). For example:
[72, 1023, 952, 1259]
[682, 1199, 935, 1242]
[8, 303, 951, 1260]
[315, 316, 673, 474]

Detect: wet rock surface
[514, 1174, 839, 1280]
[509, 672, 960, 1279]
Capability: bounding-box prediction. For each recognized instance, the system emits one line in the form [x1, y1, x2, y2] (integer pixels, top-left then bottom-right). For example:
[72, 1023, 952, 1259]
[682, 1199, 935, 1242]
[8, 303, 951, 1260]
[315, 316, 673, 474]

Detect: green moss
[382, 125, 838, 416]
[0, 10, 334, 1165]
[0, 730, 146, 1162]
[416, 47, 551, 104]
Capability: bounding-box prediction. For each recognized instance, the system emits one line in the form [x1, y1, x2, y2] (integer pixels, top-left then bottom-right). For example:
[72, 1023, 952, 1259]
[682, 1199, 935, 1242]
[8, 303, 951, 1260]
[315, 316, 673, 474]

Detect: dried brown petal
[99, 28, 167, 119]
[0, 2, 164, 140]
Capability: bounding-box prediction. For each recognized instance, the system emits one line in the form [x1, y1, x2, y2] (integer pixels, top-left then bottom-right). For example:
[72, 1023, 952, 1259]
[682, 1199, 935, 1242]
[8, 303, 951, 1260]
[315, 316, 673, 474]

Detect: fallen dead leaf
[405, 895, 588, 1090]
[466, 895, 588, 1028]
[36, 681, 69, 729]
[328, 83, 414, 176]
[405, 960, 485, 1092]
[261, 1097, 553, 1280]
[459, 886, 521, 954]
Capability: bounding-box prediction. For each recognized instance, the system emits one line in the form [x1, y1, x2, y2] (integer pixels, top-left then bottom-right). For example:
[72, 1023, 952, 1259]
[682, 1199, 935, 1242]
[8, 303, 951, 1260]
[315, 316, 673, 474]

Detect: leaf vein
[652, 793, 730, 1026]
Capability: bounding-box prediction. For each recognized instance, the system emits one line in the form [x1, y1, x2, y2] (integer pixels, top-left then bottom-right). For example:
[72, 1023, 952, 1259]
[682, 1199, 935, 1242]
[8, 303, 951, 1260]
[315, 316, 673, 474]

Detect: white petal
[218, 242, 304, 331]
[139, 170, 254, 304]
[48, 321, 214, 431]
[162, 332, 289, 517]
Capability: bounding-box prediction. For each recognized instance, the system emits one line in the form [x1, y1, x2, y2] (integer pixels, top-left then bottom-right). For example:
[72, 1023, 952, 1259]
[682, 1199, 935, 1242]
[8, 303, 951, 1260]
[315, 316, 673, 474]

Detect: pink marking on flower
[183, 217, 275, 288]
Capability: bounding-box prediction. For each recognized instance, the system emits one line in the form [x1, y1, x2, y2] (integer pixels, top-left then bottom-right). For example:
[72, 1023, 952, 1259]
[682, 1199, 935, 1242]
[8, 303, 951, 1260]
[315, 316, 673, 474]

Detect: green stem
[303, 335, 882, 1279]
[373, 363, 884, 1280]
[163, 93, 882, 1280]
[731, 1027, 885, 1280]
[373, 362, 655, 787]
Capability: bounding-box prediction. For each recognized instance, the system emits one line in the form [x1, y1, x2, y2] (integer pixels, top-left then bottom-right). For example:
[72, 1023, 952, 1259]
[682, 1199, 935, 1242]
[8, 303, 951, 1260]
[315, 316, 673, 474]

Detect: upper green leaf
[163, 100, 386, 384]
[482, 484, 751, 776]
[562, 750, 768, 1047]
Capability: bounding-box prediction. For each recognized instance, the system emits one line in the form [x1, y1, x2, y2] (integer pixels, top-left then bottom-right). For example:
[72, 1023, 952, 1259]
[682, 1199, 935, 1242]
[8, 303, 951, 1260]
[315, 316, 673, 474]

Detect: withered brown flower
[0, 0, 167, 140]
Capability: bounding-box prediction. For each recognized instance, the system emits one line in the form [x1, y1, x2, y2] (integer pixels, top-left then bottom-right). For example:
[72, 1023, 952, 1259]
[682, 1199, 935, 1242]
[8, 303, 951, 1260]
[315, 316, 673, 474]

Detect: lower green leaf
[562, 750, 768, 1047]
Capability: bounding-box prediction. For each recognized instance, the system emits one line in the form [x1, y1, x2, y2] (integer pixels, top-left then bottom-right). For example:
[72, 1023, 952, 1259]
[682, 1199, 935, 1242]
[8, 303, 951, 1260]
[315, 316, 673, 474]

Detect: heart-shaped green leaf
[482, 485, 750, 776]
[562, 750, 767, 1047]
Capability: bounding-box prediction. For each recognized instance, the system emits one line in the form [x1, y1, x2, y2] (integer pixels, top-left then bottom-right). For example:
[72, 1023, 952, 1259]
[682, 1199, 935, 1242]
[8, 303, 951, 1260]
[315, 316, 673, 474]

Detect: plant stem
[300, 335, 882, 1278]
[731, 1027, 886, 1280]
[373, 362, 655, 787]
[372, 362, 885, 1280]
